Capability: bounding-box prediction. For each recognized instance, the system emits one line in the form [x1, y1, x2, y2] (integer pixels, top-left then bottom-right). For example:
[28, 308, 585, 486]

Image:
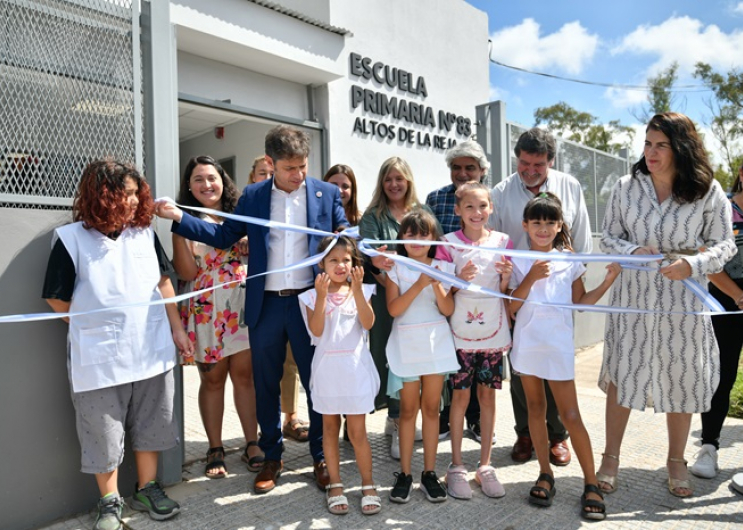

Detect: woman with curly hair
[172, 155, 263, 479]
[42, 159, 191, 529]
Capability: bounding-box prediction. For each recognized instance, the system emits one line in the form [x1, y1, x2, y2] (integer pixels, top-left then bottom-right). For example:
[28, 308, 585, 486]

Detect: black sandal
[241, 440, 265, 472]
[205, 446, 227, 479]
[581, 484, 606, 521]
[529, 473, 556, 507]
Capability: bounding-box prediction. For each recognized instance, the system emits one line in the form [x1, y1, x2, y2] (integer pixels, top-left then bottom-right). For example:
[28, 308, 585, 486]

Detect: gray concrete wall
[0, 210, 143, 529]
[574, 235, 609, 349]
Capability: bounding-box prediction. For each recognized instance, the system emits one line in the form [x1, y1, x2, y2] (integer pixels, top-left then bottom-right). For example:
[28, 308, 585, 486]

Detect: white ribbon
[359, 242, 725, 316]
[2, 200, 728, 323]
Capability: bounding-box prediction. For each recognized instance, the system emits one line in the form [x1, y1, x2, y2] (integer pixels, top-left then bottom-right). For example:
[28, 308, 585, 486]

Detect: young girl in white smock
[435, 182, 513, 500]
[385, 209, 459, 505]
[509, 192, 620, 521]
[298, 236, 381, 516]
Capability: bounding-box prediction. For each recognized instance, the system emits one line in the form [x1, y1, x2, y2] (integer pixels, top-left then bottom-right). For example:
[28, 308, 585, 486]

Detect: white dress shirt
[489, 169, 593, 254]
[265, 180, 313, 291]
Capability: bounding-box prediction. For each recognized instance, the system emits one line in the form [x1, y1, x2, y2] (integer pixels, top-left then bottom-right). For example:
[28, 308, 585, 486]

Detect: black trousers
[700, 281, 743, 449]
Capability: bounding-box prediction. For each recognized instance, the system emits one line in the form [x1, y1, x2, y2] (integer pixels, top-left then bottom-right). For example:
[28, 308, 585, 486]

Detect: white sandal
[325, 482, 348, 515]
[360, 484, 382, 515]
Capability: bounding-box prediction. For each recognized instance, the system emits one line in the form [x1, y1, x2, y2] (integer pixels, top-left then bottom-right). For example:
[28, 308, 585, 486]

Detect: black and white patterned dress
[599, 171, 735, 413]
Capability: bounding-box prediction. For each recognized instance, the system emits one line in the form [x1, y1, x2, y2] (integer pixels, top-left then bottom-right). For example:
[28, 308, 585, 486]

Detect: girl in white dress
[436, 182, 513, 500]
[386, 210, 459, 505]
[298, 236, 380, 516]
[509, 192, 619, 521]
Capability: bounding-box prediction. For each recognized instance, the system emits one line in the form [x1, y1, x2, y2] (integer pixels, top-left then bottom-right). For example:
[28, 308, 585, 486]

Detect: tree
[631, 62, 682, 123]
[693, 63, 743, 180]
[534, 102, 594, 144]
[533, 102, 635, 229]
[533, 102, 634, 155]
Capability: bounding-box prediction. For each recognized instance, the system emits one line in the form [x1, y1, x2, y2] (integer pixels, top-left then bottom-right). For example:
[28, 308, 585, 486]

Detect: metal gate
[0, 0, 142, 208]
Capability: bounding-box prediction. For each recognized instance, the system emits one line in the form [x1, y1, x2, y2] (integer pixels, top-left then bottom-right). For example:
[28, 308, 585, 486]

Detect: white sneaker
[385, 416, 396, 436]
[390, 426, 400, 460]
[690, 444, 719, 479]
[386, 416, 422, 441]
[414, 425, 423, 442]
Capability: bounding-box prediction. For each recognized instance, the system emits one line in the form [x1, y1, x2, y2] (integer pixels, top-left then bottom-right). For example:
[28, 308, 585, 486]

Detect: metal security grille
[0, 0, 140, 208]
[508, 123, 629, 234]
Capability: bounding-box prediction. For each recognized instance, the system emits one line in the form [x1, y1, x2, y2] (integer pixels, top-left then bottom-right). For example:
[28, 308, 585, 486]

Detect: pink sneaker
[445, 464, 472, 499]
[476, 464, 505, 498]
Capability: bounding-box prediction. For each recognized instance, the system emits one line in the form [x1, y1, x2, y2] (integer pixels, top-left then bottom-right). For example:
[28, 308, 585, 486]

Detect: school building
[0, 1, 494, 528]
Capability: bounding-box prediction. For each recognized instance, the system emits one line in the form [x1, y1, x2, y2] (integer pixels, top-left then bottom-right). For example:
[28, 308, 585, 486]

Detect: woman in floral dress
[173, 155, 263, 478]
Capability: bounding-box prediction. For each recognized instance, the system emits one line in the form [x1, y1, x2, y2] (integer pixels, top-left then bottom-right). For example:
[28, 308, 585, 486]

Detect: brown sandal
[282, 418, 309, 442]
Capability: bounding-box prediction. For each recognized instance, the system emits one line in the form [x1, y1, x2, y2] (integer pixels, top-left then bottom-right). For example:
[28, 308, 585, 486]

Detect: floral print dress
[180, 216, 249, 364]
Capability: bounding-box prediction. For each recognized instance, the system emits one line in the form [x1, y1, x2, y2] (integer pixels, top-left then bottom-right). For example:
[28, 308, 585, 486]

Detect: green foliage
[694, 63, 743, 177]
[713, 164, 734, 192]
[534, 102, 594, 143]
[632, 62, 680, 123]
[533, 102, 634, 155]
[729, 363, 743, 419]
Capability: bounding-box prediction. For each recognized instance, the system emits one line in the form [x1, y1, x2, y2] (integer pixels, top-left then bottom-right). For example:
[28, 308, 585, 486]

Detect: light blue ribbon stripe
[0, 280, 242, 324]
[179, 203, 336, 238]
[1, 201, 728, 323]
[621, 264, 725, 313]
[360, 241, 725, 316]
[367, 239, 664, 264]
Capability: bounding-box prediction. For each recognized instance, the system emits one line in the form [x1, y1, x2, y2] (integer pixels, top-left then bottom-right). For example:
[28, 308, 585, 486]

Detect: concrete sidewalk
[43, 343, 743, 529]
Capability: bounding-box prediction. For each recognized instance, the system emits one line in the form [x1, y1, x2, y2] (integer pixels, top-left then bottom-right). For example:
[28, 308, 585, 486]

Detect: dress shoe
[254, 460, 283, 494]
[549, 439, 571, 466]
[511, 436, 533, 462]
[314, 460, 330, 491]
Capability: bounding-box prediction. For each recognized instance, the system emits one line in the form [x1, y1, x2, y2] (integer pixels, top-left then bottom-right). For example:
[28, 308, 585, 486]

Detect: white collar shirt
[265, 180, 312, 291]
[489, 169, 593, 254]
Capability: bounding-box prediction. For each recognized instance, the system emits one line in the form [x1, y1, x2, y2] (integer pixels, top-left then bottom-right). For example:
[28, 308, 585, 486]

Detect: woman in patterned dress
[596, 113, 735, 498]
[173, 155, 263, 478]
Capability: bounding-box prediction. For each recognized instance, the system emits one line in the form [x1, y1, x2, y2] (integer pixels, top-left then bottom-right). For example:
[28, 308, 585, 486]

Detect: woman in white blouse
[596, 112, 735, 499]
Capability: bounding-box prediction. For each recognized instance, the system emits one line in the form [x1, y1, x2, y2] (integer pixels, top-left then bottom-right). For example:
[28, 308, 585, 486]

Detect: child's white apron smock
[442, 231, 512, 352]
[56, 223, 176, 393]
[299, 284, 379, 415]
[509, 250, 585, 381]
[385, 260, 459, 378]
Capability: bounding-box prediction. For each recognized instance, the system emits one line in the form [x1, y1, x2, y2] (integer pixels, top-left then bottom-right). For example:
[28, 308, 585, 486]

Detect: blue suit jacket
[173, 177, 348, 328]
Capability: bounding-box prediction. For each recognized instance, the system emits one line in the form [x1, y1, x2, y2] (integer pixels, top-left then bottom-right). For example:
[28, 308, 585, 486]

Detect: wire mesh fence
[0, 0, 139, 208]
[507, 122, 629, 234]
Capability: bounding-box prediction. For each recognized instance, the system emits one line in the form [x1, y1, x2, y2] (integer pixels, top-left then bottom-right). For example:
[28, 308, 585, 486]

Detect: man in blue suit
[158, 125, 348, 494]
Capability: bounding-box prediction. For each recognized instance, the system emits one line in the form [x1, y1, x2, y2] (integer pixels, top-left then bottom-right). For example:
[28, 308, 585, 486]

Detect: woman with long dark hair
[173, 155, 263, 478]
[596, 113, 735, 499]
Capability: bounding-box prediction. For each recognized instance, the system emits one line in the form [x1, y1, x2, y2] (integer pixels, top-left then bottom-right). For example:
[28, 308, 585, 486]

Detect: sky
[465, 0, 743, 163]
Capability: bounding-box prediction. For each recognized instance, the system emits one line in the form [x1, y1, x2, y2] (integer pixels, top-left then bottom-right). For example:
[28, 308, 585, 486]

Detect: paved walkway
[42, 343, 743, 529]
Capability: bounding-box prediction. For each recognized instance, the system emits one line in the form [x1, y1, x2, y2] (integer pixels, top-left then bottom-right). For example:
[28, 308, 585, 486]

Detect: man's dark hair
[514, 127, 556, 161]
[265, 125, 311, 161]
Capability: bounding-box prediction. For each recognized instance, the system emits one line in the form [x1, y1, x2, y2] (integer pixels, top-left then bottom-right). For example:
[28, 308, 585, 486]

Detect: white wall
[179, 120, 273, 187]
[179, 120, 323, 188]
[174, 0, 490, 208]
[321, 0, 490, 208]
[177, 52, 308, 120]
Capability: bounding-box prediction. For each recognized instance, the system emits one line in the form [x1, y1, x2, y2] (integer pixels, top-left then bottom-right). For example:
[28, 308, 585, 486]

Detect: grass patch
[730, 365, 743, 419]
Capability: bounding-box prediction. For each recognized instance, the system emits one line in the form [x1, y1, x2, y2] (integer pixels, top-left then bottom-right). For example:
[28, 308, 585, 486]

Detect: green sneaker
[93, 493, 124, 530]
[130, 481, 180, 521]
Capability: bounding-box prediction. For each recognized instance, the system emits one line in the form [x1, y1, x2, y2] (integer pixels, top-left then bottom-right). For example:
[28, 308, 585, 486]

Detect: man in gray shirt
[489, 127, 592, 466]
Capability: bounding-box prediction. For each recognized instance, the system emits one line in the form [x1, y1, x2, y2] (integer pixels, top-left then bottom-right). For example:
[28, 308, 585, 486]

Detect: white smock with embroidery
[509, 250, 585, 381]
[440, 230, 512, 352]
[385, 260, 459, 378]
[299, 284, 379, 415]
